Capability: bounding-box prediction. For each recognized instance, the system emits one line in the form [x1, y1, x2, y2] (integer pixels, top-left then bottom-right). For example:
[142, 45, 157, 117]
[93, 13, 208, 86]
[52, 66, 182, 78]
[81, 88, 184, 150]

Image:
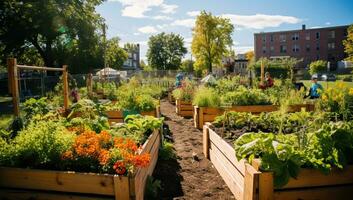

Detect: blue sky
[96, 0, 353, 61]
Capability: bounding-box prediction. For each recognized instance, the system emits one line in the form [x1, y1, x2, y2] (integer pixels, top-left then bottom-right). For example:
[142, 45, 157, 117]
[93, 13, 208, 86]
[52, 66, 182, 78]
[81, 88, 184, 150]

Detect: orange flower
[114, 138, 138, 152]
[74, 130, 101, 157]
[98, 149, 110, 165]
[131, 154, 150, 168]
[61, 150, 73, 160]
[99, 130, 111, 144]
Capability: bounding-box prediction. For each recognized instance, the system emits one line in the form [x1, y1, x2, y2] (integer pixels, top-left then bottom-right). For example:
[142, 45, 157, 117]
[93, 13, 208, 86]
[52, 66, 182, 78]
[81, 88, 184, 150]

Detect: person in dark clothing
[292, 77, 307, 91]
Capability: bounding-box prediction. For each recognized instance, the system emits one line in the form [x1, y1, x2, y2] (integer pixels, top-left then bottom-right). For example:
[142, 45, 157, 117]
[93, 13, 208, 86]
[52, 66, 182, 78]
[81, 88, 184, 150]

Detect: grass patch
[0, 114, 13, 129]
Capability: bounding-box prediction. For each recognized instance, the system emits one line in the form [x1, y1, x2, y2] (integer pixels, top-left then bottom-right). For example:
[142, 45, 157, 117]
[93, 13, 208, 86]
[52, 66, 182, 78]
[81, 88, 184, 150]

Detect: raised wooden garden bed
[203, 123, 353, 200]
[194, 104, 315, 129]
[106, 106, 161, 124]
[0, 129, 161, 200]
[175, 99, 193, 117]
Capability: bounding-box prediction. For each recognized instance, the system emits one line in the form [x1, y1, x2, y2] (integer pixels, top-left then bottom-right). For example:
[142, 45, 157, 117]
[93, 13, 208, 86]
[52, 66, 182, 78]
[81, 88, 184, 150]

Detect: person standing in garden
[308, 75, 323, 99]
[260, 72, 274, 89]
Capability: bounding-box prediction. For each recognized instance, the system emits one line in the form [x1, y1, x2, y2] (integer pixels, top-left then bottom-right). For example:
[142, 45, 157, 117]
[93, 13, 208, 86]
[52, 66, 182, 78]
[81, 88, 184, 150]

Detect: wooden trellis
[7, 58, 69, 116]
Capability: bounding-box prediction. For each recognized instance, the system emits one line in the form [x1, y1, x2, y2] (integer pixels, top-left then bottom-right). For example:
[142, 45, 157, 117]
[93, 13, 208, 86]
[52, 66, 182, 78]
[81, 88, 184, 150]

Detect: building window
[292, 44, 300, 52]
[305, 33, 310, 40]
[292, 33, 299, 40]
[270, 46, 274, 52]
[328, 30, 335, 39]
[279, 34, 286, 42]
[306, 44, 310, 52]
[328, 42, 335, 50]
[262, 35, 266, 42]
[316, 32, 320, 39]
[262, 46, 266, 53]
[270, 35, 274, 42]
[316, 43, 320, 51]
[133, 53, 137, 60]
[280, 45, 287, 53]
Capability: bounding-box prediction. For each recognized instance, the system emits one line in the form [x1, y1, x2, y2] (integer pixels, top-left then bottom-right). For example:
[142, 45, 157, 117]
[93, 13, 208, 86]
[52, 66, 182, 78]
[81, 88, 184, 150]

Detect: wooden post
[87, 73, 93, 95]
[203, 125, 210, 159]
[113, 176, 130, 200]
[8, 58, 20, 116]
[7, 59, 13, 94]
[63, 65, 69, 111]
[260, 60, 265, 85]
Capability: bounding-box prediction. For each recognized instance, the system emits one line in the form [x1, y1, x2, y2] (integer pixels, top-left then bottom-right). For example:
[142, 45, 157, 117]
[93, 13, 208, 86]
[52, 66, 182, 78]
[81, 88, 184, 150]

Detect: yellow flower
[337, 82, 345, 89]
[349, 88, 353, 96]
[322, 94, 328, 102]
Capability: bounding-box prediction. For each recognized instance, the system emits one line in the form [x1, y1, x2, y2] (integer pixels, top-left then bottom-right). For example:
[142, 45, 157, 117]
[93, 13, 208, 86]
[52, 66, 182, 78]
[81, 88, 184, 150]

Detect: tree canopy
[309, 60, 327, 75]
[191, 11, 234, 73]
[343, 24, 353, 62]
[0, 0, 108, 73]
[105, 37, 128, 70]
[147, 32, 187, 70]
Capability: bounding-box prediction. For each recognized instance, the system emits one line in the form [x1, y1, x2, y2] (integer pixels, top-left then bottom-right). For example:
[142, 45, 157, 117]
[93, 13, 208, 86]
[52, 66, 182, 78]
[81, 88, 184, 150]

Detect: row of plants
[172, 76, 308, 108]
[0, 95, 163, 176]
[210, 83, 353, 188]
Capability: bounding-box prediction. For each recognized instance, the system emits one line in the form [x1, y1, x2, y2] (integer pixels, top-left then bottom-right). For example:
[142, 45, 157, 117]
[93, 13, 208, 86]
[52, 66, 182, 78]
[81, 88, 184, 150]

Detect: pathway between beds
[153, 99, 234, 200]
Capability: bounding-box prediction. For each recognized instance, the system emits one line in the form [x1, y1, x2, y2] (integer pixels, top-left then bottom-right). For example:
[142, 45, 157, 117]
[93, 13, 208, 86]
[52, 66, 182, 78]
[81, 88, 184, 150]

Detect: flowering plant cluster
[320, 83, 353, 120]
[62, 129, 150, 175]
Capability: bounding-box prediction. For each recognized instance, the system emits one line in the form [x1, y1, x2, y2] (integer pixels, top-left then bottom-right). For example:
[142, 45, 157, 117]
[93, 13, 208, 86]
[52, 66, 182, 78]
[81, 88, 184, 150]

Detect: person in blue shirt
[308, 75, 323, 99]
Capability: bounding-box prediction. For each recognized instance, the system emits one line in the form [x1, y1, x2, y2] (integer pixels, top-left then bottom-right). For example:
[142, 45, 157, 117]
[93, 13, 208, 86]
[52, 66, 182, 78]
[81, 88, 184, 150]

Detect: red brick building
[254, 25, 349, 69]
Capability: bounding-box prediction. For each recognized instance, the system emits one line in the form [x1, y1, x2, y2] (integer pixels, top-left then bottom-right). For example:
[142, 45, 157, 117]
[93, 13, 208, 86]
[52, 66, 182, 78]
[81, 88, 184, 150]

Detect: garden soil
[152, 100, 234, 200]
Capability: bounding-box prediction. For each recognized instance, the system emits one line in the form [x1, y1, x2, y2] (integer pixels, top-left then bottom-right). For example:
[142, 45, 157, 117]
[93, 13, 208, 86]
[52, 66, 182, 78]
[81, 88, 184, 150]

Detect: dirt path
[153, 100, 234, 200]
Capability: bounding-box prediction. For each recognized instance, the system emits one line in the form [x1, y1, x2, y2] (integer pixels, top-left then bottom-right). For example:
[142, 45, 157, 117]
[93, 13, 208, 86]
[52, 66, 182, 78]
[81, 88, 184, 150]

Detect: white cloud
[160, 4, 178, 14]
[187, 10, 200, 17]
[171, 18, 195, 28]
[310, 26, 322, 29]
[234, 46, 254, 54]
[138, 26, 158, 34]
[221, 14, 301, 29]
[325, 22, 331, 25]
[133, 32, 141, 36]
[110, 0, 177, 18]
[156, 24, 169, 29]
[152, 15, 172, 20]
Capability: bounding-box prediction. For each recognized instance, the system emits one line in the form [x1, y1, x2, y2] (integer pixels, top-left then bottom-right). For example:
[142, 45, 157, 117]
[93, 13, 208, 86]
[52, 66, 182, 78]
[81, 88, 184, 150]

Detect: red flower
[113, 161, 127, 175]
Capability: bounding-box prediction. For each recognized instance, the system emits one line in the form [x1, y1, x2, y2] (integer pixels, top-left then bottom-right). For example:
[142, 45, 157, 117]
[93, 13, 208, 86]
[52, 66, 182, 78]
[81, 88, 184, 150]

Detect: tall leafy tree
[0, 0, 104, 71]
[343, 24, 353, 62]
[191, 11, 234, 73]
[147, 32, 187, 70]
[105, 37, 128, 69]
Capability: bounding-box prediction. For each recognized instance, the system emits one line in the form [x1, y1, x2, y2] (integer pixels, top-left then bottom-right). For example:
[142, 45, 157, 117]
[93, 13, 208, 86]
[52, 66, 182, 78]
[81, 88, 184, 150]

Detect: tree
[105, 37, 127, 69]
[191, 11, 234, 73]
[343, 24, 353, 62]
[0, 0, 104, 70]
[180, 59, 194, 73]
[147, 32, 187, 70]
[245, 51, 254, 61]
[140, 60, 147, 69]
[309, 60, 327, 75]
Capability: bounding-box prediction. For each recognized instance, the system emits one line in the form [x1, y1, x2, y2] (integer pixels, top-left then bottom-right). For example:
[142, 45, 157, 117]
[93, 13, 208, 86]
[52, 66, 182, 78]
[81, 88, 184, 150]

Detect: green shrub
[221, 86, 272, 106]
[2, 120, 76, 169]
[192, 86, 220, 107]
[159, 141, 176, 161]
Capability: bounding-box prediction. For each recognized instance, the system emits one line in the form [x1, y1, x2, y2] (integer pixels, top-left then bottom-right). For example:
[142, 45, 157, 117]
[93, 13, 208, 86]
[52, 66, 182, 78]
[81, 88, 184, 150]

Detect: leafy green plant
[23, 97, 51, 120]
[144, 176, 162, 200]
[234, 121, 353, 188]
[0, 120, 76, 169]
[159, 141, 176, 161]
[221, 86, 272, 106]
[172, 79, 195, 102]
[192, 86, 220, 107]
